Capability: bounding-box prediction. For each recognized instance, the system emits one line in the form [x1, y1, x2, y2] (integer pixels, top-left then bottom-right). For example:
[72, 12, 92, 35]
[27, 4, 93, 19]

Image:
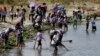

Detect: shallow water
[0, 20, 100, 56]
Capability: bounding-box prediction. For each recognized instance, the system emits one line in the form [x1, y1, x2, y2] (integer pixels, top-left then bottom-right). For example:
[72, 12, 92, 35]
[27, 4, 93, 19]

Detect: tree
[0, 0, 28, 5]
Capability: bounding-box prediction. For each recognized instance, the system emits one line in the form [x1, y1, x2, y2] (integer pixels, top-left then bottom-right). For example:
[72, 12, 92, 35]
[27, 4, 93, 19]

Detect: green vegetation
[0, 24, 51, 52]
[0, 0, 14, 4]
[0, 0, 100, 54]
[0, 0, 28, 5]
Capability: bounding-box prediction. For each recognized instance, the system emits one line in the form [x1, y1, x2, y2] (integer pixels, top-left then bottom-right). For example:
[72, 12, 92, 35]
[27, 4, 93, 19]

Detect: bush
[0, 0, 28, 5]
[0, 0, 4, 4]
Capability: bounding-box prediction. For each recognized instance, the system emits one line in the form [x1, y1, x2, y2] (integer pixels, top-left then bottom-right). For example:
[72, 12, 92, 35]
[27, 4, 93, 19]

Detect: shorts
[17, 35, 24, 44]
[38, 40, 42, 46]
[58, 23, 62, 28]
[86, 23, 89, 29]
[92, 26, 96, 30]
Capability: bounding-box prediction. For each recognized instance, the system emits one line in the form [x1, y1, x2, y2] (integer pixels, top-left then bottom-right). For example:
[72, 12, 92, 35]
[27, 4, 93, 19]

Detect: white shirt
[50, 29, 55, 35]
[51, 34, 58, 45]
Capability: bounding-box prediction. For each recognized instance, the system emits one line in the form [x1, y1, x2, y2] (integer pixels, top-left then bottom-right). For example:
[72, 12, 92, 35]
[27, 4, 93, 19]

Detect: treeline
[0, 0, 14, 4]
[0, 0, 28, 5]
[0, 0, 100, 5]
[37, 0, 100, 3]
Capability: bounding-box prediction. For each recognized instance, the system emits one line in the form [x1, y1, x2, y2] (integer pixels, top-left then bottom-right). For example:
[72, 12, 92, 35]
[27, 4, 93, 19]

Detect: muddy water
[0, 20, 100, 56]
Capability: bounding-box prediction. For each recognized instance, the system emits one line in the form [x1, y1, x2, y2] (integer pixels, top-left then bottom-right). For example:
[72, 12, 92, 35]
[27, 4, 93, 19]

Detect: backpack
[51, 35, 58, 45]
[36, 7, 43, 15]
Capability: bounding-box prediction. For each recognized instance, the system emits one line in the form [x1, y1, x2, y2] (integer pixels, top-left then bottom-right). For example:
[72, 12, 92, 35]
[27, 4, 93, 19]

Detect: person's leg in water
[86, 23, 89, 31]
[53, 38, 60, 51]
[1, 15, 3, 22]
[92, 25, 94, 31]
[73, 20, 77, 28]
[32, 14, 35, 23]
[0, 13, 1, 21]
[54, 44, 58, 51]
[63, 23, 68, 32]
[20, 35, 24, 48]
[17, 34, 23, 48]
[50, 35, 53, 44]
[57, 40, 69, 51]
[75, 20, 77, 28]
[37, 40, 42, 49]
[92, 25, 96, 31]
[4, 15, 6, 22]
[60, 43, 69, 51]
[2, 16, 4, 22]
[0, 15, 1, 21]
[11, 15, 14, 21]
[57, 32, 68, 51]
[73, 20, 75, 28]
[16, 30, 22, 48]
[17, 35, 20, 48]
[79, 15, 82, 22]
[53, 49, 58, 56]
[4, 35, 8, 46]
[1, 15, 5, 22]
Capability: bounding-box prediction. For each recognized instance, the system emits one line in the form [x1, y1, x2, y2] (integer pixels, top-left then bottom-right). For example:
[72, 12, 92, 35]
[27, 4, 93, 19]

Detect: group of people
[0, 2, 97, 52]
[72, 8, 83, 28]
[32, 3, 69, 51]
[86, 15, 97, 31]
[72, 8, 97, 31]
[0, 7, 7, 22]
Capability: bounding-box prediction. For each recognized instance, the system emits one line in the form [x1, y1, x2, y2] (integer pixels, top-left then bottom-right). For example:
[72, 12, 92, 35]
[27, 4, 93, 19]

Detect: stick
[60, 43, 69, 51]
[33, 39, 36, 49]
[62, 40, 72, 43]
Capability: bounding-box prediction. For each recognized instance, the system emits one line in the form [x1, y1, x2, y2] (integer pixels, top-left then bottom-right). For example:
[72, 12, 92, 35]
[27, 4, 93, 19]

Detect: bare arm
[6, 17, 22, 25]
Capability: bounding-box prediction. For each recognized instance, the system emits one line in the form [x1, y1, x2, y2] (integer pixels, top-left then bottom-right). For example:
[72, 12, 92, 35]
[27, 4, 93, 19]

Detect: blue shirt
[1, 10, 6, 16]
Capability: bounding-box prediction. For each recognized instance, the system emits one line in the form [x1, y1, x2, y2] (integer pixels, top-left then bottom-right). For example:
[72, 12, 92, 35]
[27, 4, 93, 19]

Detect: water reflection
[53, 49, 66, 56]
[53, 50, 58, 56]
[92, 30, 96, 34]
[1, 52, 8, 56]
[35, 49, 42, 56]
[16, 48, 23, 56]
[73, 26, 77, 32]
[86, 30, 89, 35]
